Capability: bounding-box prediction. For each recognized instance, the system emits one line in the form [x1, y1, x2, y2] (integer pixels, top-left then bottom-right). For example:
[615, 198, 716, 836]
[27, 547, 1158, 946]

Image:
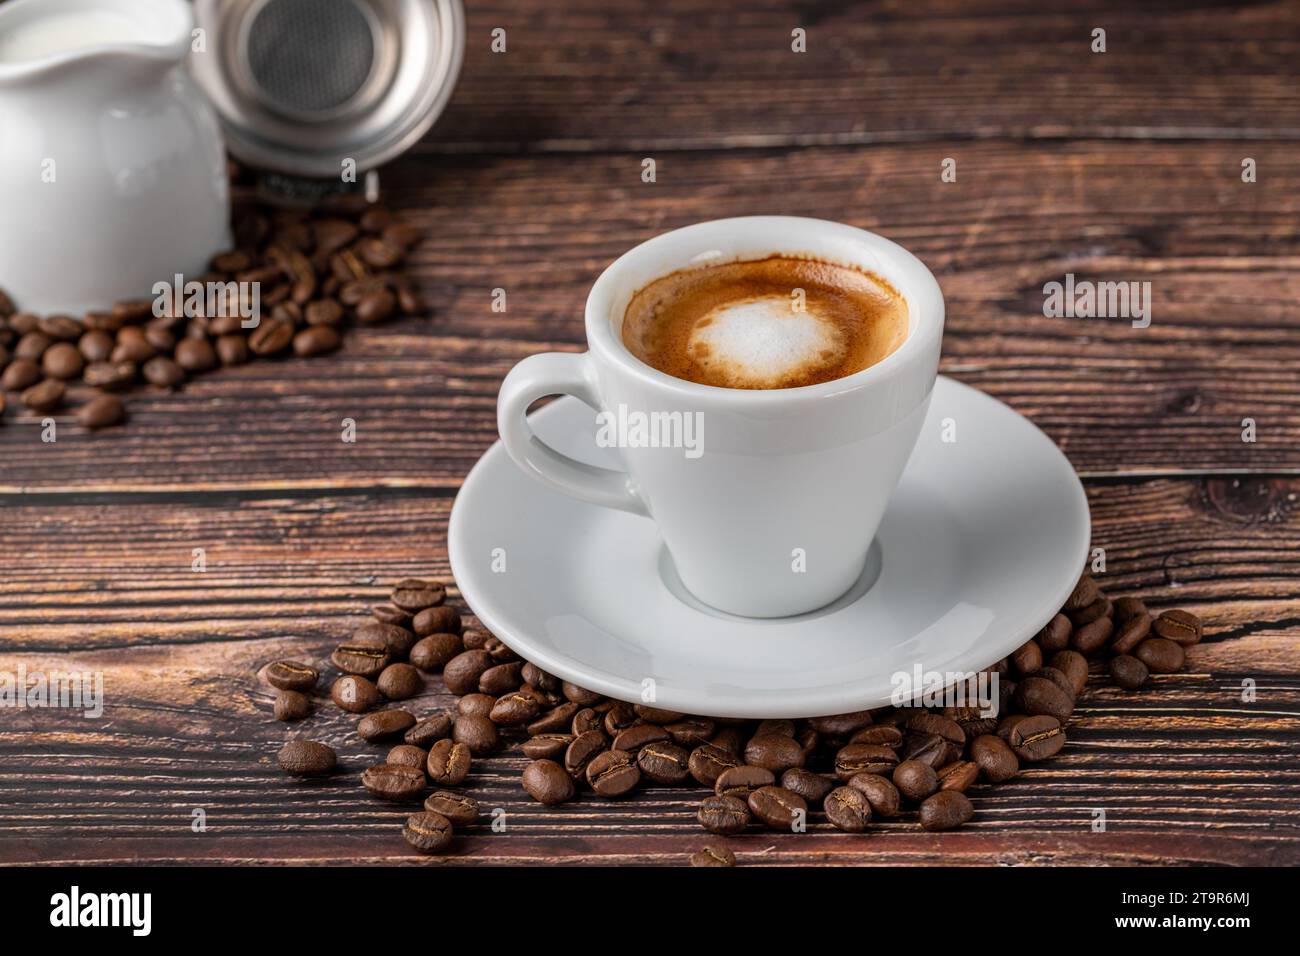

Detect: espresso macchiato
[620, 256, 908, 389]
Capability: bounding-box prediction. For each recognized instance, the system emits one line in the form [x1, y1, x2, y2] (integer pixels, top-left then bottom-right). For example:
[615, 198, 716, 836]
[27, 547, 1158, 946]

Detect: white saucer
[448, 376, 1090, 718]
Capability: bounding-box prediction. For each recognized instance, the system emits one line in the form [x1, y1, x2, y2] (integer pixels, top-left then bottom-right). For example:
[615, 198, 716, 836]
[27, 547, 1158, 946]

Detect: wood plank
[430, 1, 1300, 151]
[3, 141, 1299, 489]
[1, 479, 1296, 865]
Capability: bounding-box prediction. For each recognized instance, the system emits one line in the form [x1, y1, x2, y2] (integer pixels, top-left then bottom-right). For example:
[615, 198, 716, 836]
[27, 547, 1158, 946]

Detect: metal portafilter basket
[190, 0, 464, 197]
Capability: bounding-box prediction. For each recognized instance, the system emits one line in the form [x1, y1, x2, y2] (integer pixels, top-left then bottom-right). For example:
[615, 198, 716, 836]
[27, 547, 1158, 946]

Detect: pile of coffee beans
[0, 173, 424, 431]
[266, 569, 1201, 865]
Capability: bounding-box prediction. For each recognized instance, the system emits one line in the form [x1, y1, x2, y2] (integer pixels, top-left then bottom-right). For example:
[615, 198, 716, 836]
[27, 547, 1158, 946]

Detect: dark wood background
[1, 0, 1298, 866]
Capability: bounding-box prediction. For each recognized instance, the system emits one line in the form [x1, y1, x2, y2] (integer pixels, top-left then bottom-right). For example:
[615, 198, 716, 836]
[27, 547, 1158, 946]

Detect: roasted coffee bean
[215, 334, 250, 365]
[1152, 609, 1202, 646]
[457, 693, 494, 718]
[847, 773, 901, 817]
[479, 661, 524, 696]
[688, 744, 741, 788]
[247, 317, 294, 355]
[1064, 573, 1099, 611]
[893, 759, 939, 801]
[748, 786, 807, 831]
[698, 794, 750, 835]
[902, 732, 953, 769]
[424, 790, 479, 826]
[1109, 654, 1149, 690]
[658, 718, 713, 748]
[825, 786, 873, 833]
[20, 379, 64, 412]
[274, 690, 311, 722]
[523, 759, 575, 805]
[141, 354, 184, 387]
[710, 728, 747, 757]
[355, 287, 397, 324]
[410, 632, 463, 672]
[77, 394, 125, 429]
[613, 722, 670, 753]
[1113, 596, 1148, 625]
[1013, 675, 1074, 723]
[387, 744, 428, 769]
[1036, 666, 1076, 702]
[754, 718, 796, 738]
[14, 330, 52, 361]
[637, 741, 691, 784]
[970, 734, 1019, 782]
[908, 712, 966, 747]
[1010, 639, 1042, 677]
[82, 359, 136, 390]
[110, 330, 154, 364]
[41, 342, 84, 379]
[715, 765, 775, 799]
[443, 650, 493, 696]
[402, 811, 452, 853]
[358, 237, 404, 269]
[377, 662, 422, 700]
[265, 659, 318, 691]
[305, 298, 344, 326]
[460, 629, 490, 650]
[427, 738, 471, 785]
[1111, 613, 1152, 654]
[523, 733, 574, 760]
[39, 315, 81, 341]
[1007, 715, 1066, 762]
[919, 790, 974, 831]
[849, 725, 904, 748]
[807, 711, 874, 737]
[945, 706, 999, 739]
[744, 734, 806, 774]
[634, 704, 684, 724]
[517, 663, 555, 692]
[563, 682, 603, 706]
[587, 749, 641, 796]
[526, 702, 580, 736]
[358, 709, 416, 742]
[412, 605, 461, 636]
[277, 740, 336, 776]
[564, 730, 608, 781]
[331, 675, 381, 713]
[175, 337, 218, 372]
[293, 326, 341, 357]
[1048, 649, 1090, 697]
[1134, 637, 1185, 673]
[491, 692, 541, 727]
[483, 637, 518, 664]
[1070, 596, 1112, 627]
[371, 603, 411, 628]
[331, 642, 389, 678]
[453, 714, 500, 756]
[603, 702, 639, 737]
[690, 844, 736, 867]
[405, 713, 452, 747]
[780, 768, 835, 806]
[937, 761, 979, 793]
[1035, 613, 1073, 653]
[1071, 615, 1113, 654]
[2, 357, 40, 391]
[835, 743, 899, 780]
[354, 622, 418, 658]
[389, 578, 444, 612]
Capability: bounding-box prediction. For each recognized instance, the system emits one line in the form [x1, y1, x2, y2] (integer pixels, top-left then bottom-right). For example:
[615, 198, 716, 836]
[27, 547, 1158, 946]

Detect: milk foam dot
[687, 296, 843, 387]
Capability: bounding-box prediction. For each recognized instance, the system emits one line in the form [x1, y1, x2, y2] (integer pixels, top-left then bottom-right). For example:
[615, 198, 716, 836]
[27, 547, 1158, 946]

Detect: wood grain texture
[430, 0, 1300, 151]
[0, 483, 1297, 865]
[1, 0, 1298, 867]
[2, 141, 1300, 488]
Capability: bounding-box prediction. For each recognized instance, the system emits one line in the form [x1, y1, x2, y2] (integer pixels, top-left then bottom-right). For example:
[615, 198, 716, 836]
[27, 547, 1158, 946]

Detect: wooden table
[2, 0, 1297, 866]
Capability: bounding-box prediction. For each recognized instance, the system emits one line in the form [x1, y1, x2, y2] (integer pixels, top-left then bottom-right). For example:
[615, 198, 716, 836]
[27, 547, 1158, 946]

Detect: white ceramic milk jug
[0, 0, 230, 315]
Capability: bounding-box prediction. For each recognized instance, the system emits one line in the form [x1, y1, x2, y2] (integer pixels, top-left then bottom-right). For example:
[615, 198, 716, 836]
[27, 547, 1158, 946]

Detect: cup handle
[497, 352, 650, 517]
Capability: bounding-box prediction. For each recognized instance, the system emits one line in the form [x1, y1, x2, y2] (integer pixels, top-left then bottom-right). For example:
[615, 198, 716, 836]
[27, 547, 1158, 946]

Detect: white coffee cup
[497, 217, 944, 618]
